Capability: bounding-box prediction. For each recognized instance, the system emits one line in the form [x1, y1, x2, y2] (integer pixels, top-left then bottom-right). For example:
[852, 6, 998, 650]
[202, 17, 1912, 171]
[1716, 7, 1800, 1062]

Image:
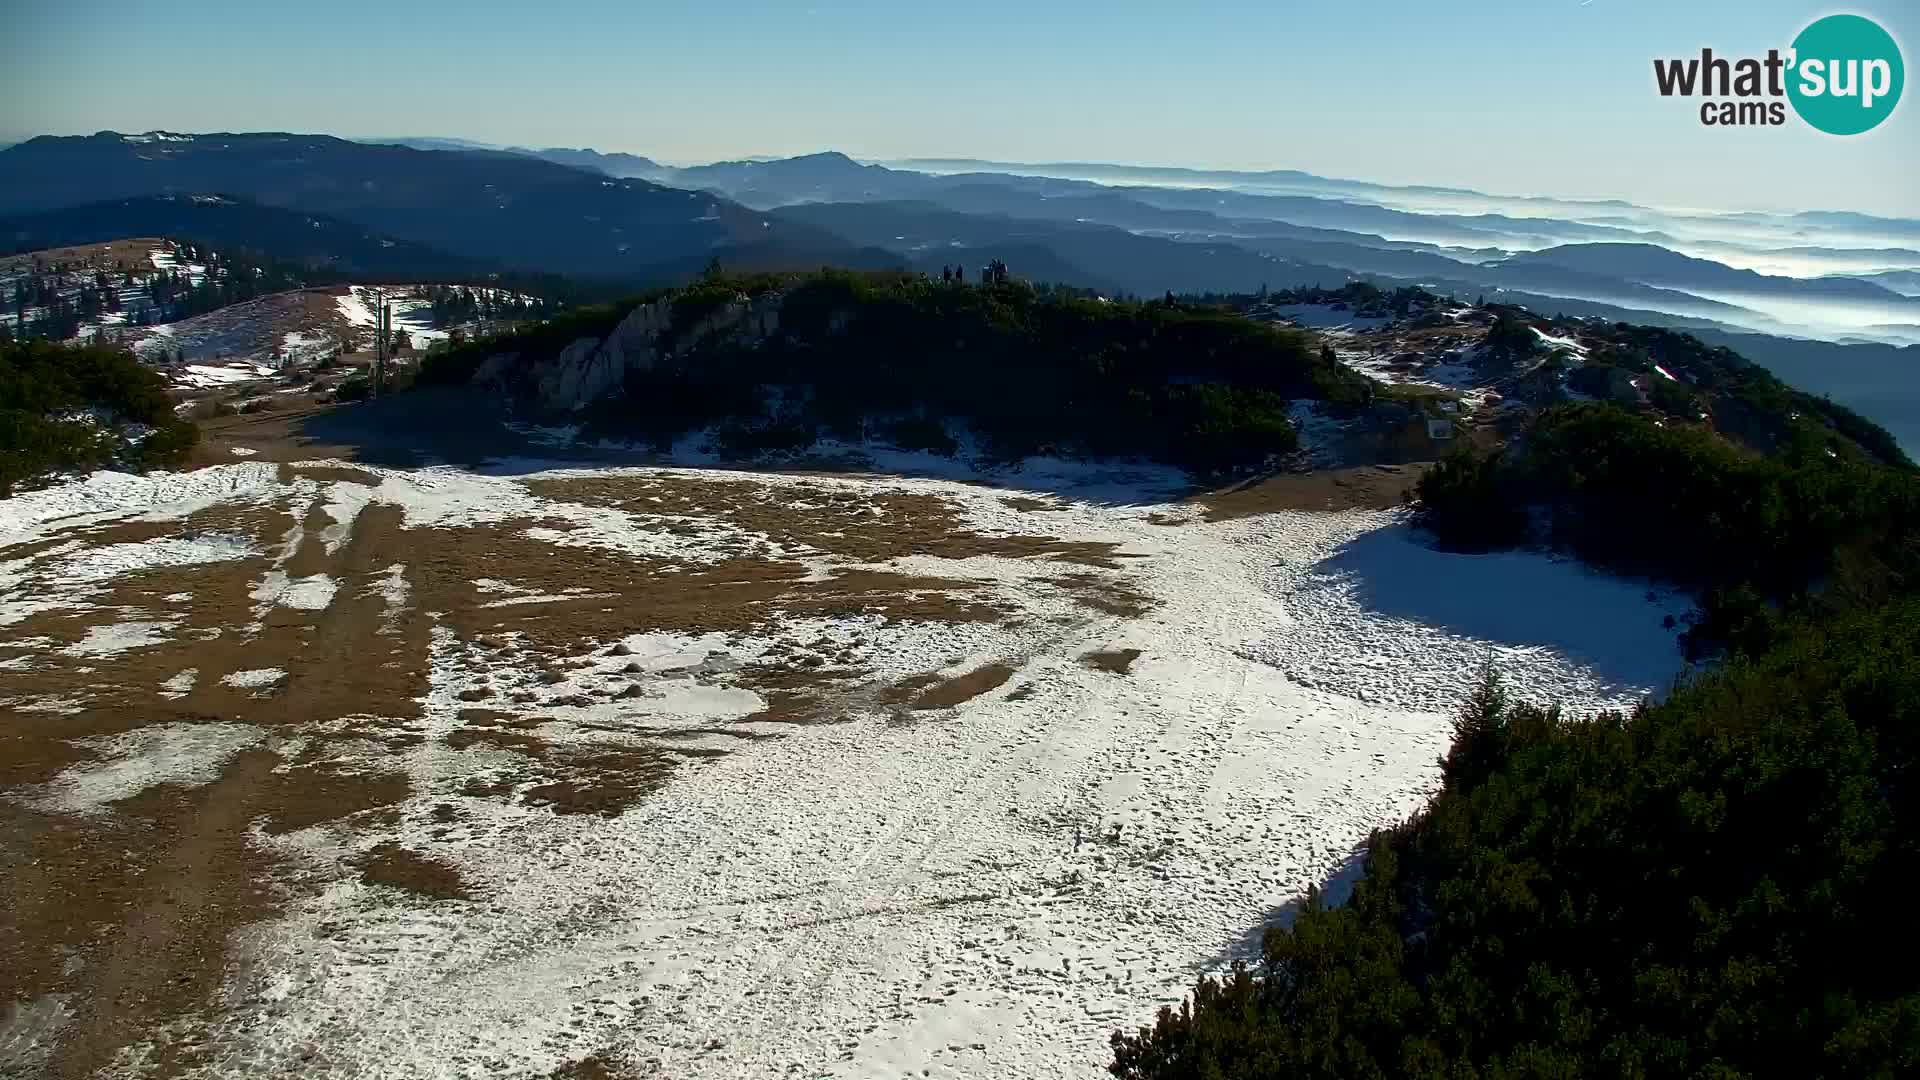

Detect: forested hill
[417, 271, 1377, 473]
[1112, 346, 1920, 1076]
[0, 133, 894, 278]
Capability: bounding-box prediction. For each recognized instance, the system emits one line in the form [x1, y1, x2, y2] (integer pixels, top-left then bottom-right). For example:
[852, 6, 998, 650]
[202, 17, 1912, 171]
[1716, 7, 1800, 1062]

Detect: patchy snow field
[0, 460, 1685, 1078]
[338, 286, 452, 346]
[148, 245, 209, 285]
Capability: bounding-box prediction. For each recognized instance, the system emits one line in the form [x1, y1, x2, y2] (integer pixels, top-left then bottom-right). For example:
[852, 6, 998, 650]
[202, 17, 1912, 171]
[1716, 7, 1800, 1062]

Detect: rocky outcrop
[533, 336, 608, 411]
[478, 291, 787, 415]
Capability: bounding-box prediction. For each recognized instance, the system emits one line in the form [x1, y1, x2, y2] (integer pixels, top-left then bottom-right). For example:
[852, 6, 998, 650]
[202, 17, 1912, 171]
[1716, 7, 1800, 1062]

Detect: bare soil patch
[521, 746, 677, 817]
[1081, 648, 1144, 675]
[879, 673, 944, 707]
[908, 663, 1017, 710]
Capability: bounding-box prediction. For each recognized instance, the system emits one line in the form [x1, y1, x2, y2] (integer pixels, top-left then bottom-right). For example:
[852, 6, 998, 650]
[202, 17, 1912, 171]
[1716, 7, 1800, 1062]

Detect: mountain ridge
[0, 132, 880, 279]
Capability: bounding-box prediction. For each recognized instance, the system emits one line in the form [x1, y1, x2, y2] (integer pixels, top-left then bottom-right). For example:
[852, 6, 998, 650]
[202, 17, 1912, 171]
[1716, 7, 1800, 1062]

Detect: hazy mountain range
[380, 136, 1920, 345]
[0, 133, 889, 277]
[0, 129, 1914, 448]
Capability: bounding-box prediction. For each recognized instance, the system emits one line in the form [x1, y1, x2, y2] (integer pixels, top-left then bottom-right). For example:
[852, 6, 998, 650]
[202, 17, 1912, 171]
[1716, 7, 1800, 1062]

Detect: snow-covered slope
[0, 460, 1686, 1077]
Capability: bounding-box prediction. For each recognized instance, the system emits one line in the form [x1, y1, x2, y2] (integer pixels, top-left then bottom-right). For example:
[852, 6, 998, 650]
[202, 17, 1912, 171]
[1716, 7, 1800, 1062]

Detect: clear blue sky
[4, 0, 1915, 216]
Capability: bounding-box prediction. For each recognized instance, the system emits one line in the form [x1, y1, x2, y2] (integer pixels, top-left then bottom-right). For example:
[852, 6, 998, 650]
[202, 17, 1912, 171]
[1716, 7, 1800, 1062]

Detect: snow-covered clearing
[281, 329, 339, 365]
[179, 362, 276, 387]
[337, 286, 451, 346]
[334, 288, 376, 328]
[0, 459, 1687, 1077]
[148, 245, 208, 285]
[1331, 340, 1496, 408]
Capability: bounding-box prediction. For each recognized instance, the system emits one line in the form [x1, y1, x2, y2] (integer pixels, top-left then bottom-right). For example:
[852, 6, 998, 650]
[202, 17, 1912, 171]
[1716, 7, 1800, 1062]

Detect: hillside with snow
[0, 452, 1691, 1077]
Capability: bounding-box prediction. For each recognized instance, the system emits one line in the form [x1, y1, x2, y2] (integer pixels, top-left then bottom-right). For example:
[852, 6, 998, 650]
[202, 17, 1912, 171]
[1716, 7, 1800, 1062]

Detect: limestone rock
[476, 290, 790, 415]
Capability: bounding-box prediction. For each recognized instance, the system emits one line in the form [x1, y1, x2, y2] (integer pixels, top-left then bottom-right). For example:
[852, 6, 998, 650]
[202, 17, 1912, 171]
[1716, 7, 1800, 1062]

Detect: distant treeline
[413, 284, 553, 329]
[5, 233, 604, 346]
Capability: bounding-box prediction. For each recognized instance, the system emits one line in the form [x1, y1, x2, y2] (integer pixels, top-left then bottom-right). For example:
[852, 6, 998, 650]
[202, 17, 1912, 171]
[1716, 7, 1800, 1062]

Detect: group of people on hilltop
[938, 259, 1011, 285]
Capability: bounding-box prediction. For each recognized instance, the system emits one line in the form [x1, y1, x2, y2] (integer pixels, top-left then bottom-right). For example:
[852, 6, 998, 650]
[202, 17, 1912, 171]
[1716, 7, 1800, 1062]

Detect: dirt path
[49, 750, 281, 1080]
[2, 475, 428, 1077]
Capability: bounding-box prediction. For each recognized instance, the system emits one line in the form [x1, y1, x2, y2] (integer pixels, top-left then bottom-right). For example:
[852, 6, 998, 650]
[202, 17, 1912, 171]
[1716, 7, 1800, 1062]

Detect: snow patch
[179, 364, 267, 387]
[39, 533, 255, 585]
[63, 620, 176, 657]
[24, 723, 264, 815]
[221, 668, 287, 690]
[160, 668, 198, 699]
[279, 575, 338, 611]
[1532, 327, 1589, 355]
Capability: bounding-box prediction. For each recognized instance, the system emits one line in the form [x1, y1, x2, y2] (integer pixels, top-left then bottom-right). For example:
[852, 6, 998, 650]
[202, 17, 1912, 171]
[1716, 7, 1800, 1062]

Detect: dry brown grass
[525, 475, 1134, 568]
[521, 744, 677, 817]
[0, 238, 165, 277]
[0, 750, 287, 1080]
[1045, 573, 1157, 618]
[358, 842, 474, 901]
[1194, 464, 1428, 520]
[0, 495, 432, 1076]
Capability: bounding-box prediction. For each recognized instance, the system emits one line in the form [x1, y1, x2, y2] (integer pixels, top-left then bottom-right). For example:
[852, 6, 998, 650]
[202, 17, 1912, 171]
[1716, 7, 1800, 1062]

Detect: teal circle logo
[1788, 14, 1904, 135]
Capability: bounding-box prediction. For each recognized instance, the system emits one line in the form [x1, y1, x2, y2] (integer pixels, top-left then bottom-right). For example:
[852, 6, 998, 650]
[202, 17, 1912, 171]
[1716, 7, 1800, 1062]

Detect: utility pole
[370, 288, 382, 398]
[369, 287, 391, 397]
